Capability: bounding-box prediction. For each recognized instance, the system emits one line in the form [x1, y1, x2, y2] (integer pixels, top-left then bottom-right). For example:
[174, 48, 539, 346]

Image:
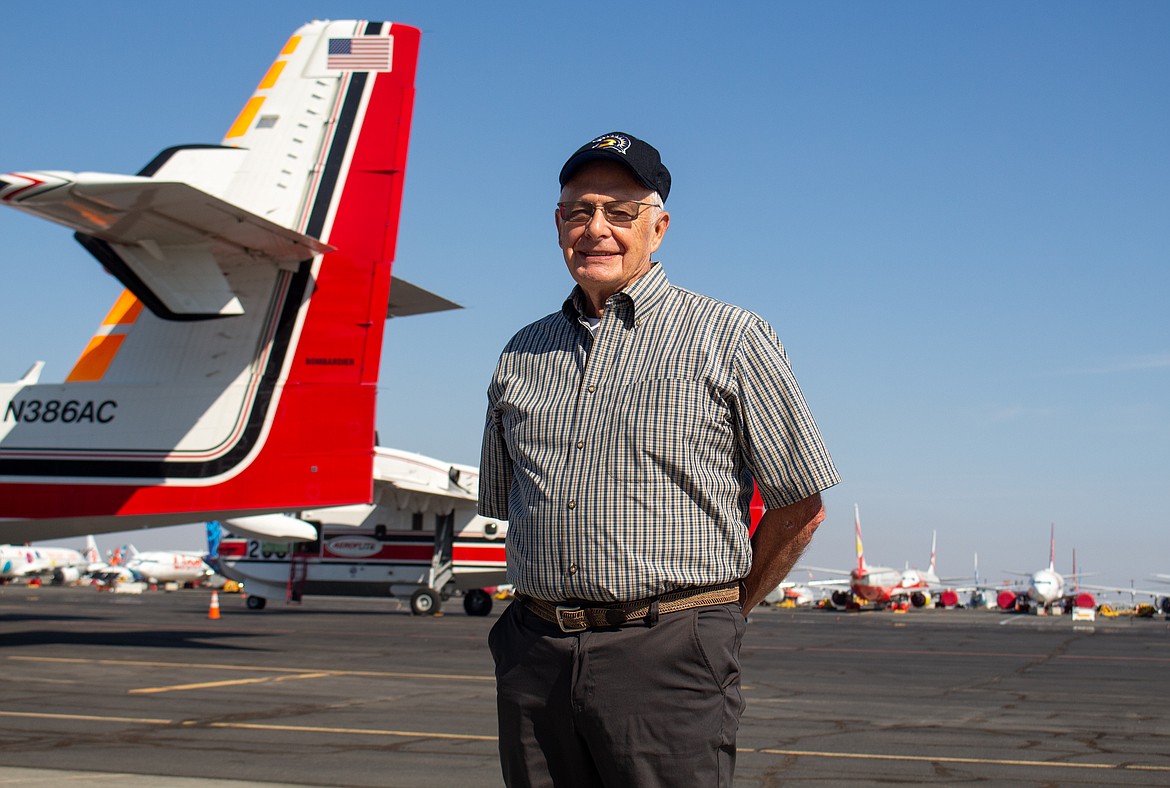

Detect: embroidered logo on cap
[588, 133, 631, 155]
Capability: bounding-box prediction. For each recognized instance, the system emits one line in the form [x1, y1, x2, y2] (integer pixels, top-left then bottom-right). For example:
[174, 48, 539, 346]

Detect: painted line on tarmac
[744, 747, 1170, 773]
[130, 672, 334, 694]
[5, 709, 1164, 771]
[746, 645, 1170, 663]
[0, 711, 495, 743]
[0, 710, 171, 725]
[8, 655, 493, 682]
[192, 721, 498, 742]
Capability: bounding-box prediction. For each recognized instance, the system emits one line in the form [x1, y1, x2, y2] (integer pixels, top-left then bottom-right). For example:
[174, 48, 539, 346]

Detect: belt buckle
[555, 605, 587, 633]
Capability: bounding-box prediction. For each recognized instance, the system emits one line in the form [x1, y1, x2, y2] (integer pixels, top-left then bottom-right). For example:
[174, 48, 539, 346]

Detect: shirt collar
[560, 262, 671, 327]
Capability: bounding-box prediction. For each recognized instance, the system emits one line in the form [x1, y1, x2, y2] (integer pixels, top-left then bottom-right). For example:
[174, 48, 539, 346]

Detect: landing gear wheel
[410, 587, 441, 616]
[245, 595, 267, 610]
[463, 589, 493, 617]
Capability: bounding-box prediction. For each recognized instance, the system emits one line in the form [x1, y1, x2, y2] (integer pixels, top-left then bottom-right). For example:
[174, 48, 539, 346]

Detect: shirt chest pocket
[603, 378, 725, 483]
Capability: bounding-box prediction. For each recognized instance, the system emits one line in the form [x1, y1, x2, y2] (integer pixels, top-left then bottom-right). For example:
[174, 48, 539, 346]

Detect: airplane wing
[806, 578, 851, 588]
[795, 565, 852, 577]
[936, 575, 975, 585]
[222, 514, 319, 542]
[1078, 582, 1167, 602]
[372, 447, 480, 510]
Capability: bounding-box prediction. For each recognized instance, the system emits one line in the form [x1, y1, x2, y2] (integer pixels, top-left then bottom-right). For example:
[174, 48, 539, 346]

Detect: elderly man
[479, 131, 839, 787]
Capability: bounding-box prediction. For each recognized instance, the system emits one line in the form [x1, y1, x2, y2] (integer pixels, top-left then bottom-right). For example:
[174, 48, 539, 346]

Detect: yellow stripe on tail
[65, 290, 142, 382]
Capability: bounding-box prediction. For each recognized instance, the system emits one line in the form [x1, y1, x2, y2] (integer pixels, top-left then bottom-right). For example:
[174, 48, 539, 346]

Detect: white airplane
[1152, 575, 1170, 613]
[1055, 563, 1170, 614]
[120, 545, 214, 585]
[764, 581, 817, 607]
[799, 505, 960, 609]
[0, 543, 87, 583]
[962, 553, 998, 609]
[997, 525, 1102, 613]
[216, 447, 508, 616]
[0, 20, 453, 542]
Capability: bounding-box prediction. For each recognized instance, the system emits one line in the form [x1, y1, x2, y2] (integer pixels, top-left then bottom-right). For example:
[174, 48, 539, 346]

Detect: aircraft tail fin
[854, 504, 867, 572]
[1048, 523, 1056, 571]
[205, 521, 223, 572]
[83, 535, 100, 565]
[0, 21, 423, 542]
[929, 530, 937, 576]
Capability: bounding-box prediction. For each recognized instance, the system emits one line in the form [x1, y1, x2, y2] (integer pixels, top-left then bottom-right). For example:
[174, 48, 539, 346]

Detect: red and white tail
[0, 21, 423, 541]
[83, 535, 101, 566]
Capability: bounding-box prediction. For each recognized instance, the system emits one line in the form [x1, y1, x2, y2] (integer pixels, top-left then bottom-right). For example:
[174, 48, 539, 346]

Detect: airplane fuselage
[0, 545, 85, 580]
[1028, 568, 1065, 606]
[851, 565, 929, 602]
[124, 552, 211, 584]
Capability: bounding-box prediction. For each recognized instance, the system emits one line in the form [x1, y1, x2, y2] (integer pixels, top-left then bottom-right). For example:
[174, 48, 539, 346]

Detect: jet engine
[997, 590, 1026, 611]
[52, 567, 82, 585]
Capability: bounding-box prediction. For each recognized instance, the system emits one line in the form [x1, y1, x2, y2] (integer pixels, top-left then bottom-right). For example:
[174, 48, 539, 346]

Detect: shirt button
[586, 384, 595, 393]
[567, 499, 577, 510]
[568, 564, 578, 575]
[576, 440, 584, 449]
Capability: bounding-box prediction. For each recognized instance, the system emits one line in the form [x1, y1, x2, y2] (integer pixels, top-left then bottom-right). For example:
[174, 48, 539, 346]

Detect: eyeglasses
[557, 200, 657, 224]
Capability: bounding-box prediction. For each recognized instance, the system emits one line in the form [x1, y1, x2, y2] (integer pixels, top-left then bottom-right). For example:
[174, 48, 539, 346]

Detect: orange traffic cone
[208, 590, 221, 620]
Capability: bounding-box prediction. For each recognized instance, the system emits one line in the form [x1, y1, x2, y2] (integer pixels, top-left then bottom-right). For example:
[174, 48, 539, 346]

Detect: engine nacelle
[938, 590, 960, 608]
[831, 590, 853, 609]
[997, 590, 1022, 611]
[52, 567, 81, 585]
[910, 591, 928, 608]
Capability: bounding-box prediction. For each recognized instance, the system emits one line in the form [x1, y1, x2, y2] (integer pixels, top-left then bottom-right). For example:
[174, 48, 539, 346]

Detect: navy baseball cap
[558, 131, 671, 203]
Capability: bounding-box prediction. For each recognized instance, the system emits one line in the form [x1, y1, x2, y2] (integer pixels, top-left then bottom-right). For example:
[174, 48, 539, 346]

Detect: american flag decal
[327, 36, 393, 71]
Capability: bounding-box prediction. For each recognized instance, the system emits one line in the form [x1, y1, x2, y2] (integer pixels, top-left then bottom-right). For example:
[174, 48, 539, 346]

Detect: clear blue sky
[4, 2, 1167, 591]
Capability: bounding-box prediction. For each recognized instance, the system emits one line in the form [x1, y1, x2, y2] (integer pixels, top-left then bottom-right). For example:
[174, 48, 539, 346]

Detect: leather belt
[521, 582, 741, 633]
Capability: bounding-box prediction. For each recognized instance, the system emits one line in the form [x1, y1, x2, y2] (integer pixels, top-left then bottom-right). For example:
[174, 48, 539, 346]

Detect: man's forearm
[741, 493, 826, 614]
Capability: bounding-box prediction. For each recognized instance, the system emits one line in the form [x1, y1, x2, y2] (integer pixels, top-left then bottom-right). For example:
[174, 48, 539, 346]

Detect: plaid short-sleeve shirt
[479, 264, 839, 602]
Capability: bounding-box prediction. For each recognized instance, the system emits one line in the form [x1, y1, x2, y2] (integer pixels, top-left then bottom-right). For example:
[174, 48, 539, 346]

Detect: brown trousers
[488, 599, 746, 787]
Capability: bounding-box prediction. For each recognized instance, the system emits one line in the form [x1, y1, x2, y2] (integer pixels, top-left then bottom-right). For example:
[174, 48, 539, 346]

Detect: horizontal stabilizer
[17, 361, 44, 385]
[1, 171, 334, 318]
[387, 276, 462, 318]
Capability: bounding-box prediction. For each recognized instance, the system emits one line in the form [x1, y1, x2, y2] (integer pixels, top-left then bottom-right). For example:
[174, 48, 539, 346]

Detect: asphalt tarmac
[1, 585, 1168, 787]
